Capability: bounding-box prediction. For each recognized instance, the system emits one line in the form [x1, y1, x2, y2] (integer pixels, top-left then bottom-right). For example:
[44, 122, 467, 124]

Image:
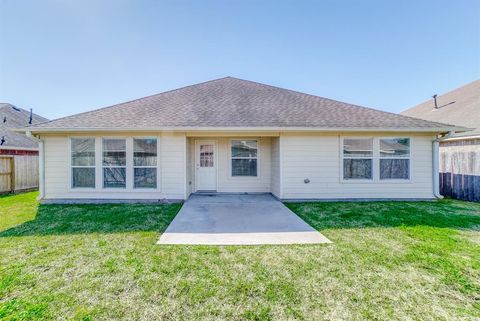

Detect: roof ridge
[31, 76, 232, 128]
[26, 77, 464, 132]
[0, 103, 43, 115]
[227, 76, 454, 126]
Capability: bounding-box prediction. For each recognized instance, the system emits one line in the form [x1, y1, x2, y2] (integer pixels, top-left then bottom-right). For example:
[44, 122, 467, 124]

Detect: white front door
[196, 140, 216, 191]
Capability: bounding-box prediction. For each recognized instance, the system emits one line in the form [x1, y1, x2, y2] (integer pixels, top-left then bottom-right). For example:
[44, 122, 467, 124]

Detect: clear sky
[1, 0, 479, 120]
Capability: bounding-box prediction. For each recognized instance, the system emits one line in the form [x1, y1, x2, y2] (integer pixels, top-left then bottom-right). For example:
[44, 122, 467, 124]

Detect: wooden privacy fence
[439, 139, 480, 202]
[0, 155, 39, 193]
[440, 173, 480, 202]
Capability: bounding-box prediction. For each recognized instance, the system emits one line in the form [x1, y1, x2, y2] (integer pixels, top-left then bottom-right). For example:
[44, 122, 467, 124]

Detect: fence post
[10, 156, 15, 192]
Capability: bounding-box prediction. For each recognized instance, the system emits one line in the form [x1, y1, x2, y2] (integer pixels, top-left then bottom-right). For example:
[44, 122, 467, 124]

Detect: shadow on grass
[0, 203, 182, 237]
[286, 199, 480, 231]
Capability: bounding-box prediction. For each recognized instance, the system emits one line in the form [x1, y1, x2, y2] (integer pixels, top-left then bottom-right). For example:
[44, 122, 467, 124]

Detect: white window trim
[194, 139, 218, 192]
[133, 137, 158, 190]
[102, 137, 127, 189]
[229, 138, 260, 179]
[341, 137, 374, 182]
[68, 136, 162, 193]
[340, 136, 413, 183]
[69, 136, 96, 190]
[378, 136, 412, 181]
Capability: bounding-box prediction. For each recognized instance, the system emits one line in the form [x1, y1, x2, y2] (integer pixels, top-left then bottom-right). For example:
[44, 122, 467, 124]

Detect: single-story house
[401, 80, 480, 201]
[22, 77, 468, 202]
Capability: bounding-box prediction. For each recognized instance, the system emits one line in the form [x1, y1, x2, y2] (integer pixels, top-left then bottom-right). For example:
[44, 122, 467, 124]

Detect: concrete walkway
[157, 194, 331, 245]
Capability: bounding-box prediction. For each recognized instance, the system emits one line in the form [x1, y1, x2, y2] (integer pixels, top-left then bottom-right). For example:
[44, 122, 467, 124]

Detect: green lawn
[1, 192, 479, 321]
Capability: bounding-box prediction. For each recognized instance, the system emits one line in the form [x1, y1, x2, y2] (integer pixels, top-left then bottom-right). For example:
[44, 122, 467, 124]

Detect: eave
[15, 125, 472, 135]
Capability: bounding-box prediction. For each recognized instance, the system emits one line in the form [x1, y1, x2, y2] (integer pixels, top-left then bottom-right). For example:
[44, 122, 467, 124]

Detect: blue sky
[0, 0, 479, 119]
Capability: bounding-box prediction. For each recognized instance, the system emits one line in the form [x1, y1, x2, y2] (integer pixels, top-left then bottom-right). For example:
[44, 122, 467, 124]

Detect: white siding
[44, 136, 69, 197]
[161, 133, 186, 200]
[187, 137, 272, 193]
[42, 133, 185, 200]
[280, 133, 435, 199]
[42, 131, 436, 201]
[185, 137, 194, 197]
[217, 137, 271, 193]
[271, 137, 281, 198]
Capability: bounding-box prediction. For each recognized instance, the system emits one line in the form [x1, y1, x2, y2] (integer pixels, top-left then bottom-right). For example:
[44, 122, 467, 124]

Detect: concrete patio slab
[157, 194, 331, 245]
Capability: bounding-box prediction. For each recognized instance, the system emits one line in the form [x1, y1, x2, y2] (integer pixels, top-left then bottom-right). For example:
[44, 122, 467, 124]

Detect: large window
[342, 137, 411, 181]
[71, 138, 95, 188]
[133, 138, 157, 188]
[379, 138, 410, 179]
[343, 138, 373, 179]
[103, 138, 126, 188]
[231, 140, 258, 177]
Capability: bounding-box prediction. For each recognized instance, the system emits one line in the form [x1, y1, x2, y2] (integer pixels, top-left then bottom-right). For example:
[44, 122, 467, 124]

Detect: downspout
[432, 139, 442, 199]
[37, 135, 45, 200]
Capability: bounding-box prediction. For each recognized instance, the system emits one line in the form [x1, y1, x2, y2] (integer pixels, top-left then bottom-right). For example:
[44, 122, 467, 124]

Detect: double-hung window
[71, 138, 95, 188]
[133, 138, 157, 188]
[103, 138, 126, 188]
[231, 140, 258, 177]
[343, 138, 373, 180]
[379, 138, 410, 179]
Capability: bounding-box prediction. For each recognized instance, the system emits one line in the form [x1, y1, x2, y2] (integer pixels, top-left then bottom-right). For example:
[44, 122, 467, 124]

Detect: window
[199, 144, 214, 167]
[103, 138, 126, 188]
[343, 138, 373, 179]
[71, 138, 95, 188]
[133, 138, 157, 188]
[379, 138, 410, 179]
[231, 140, 258, 177]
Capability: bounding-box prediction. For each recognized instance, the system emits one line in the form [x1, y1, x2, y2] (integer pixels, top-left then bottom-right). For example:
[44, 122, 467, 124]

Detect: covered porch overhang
[185, 134, 280, 198]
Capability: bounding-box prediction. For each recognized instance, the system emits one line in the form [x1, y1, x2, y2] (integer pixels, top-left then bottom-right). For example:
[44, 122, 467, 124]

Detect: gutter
[35, 134, 45, 200]
[440, 134, 480, 142]
[432, 139, 442, 199]
[13, 126, 473, 134]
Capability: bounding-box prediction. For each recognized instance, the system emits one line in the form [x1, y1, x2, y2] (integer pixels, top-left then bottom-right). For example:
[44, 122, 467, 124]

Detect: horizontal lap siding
[281, 134, 435, 199]
[216, 137, 271, 193]
[43, 133, 185, 200]
[185, 137, 193, 197]
[44, 136, 69, 197]
[271, 137, 281, 198]
[160, 134, 186, 199]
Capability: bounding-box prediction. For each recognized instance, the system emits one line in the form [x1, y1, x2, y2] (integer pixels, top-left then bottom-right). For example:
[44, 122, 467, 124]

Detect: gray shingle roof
[0, 103, 49, 149]
[28, 77, 464, 132]
[401, 80, 480, 138]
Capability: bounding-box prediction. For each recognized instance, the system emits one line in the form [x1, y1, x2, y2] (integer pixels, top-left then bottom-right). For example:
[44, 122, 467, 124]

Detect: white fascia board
[18, 126, 471, 134]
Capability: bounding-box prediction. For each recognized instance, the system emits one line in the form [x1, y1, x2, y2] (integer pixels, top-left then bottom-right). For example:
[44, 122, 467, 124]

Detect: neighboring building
[0, 103, 49, 193]
[402, 80, 480, 201]
[23, 77, 466, 202]
[0, 103, 48, 155]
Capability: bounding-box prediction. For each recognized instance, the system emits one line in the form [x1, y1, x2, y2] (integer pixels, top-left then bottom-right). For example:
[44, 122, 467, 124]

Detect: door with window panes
[196, 140, 216, 191]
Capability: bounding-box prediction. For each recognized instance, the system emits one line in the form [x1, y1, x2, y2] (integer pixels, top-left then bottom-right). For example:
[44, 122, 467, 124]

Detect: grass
[0, 192, 479, 320]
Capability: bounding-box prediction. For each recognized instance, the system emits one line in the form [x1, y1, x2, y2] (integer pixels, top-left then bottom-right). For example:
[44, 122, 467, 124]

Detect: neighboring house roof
[0, 103, 49, 149]
[401, 80, 480, 138]
[26, 77, 465, 133]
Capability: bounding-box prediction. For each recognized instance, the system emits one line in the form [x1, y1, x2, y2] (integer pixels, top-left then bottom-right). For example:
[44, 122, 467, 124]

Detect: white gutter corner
[37, 137, 45, 201]
[432, 139, 443, 199]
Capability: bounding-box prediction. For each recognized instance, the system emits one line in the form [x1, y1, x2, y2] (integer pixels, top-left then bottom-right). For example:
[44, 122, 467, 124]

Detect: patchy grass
[1, 193, 479, 320]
